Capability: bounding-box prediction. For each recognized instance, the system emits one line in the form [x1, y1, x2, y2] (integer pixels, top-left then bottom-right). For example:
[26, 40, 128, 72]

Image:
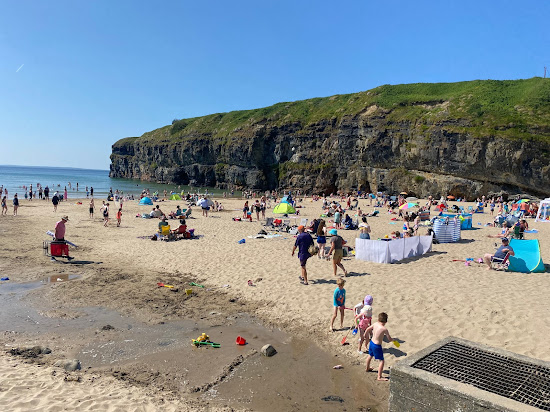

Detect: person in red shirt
[116, 208, 122, 227]
[54, 216, 69, 241]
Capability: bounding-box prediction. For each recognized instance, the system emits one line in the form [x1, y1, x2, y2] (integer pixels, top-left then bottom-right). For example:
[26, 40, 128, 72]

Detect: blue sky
[1, 0, 548, 170]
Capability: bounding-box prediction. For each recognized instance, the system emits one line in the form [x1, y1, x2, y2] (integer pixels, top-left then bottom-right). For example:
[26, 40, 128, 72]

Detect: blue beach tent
[139, 196, 153, 206]
[508, 239, 545, 273]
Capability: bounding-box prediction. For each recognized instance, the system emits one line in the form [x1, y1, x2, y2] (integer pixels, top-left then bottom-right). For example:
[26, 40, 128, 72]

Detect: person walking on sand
[365, 312, 394, 381]
[12, 193, 19, 216]
[242, 201, 249, 219]
[102, 202, 110, 227]
[330, 278, 346, 331]
[1, 196, 7, 216]
[89, 198, 94, 218]
[116, 207, 122, 227]
[52, 192, 59, 212]
[327, 229, 348, 277]
[316, 219, 328, 259]
[291, 225, 314, 285]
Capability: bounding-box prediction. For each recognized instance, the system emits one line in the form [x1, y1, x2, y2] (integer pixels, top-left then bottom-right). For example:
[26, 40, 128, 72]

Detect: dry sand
[0, 196, 549, 411]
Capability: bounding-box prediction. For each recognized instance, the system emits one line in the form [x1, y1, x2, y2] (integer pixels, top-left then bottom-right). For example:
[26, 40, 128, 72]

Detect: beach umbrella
[169, 194, 181, 200]
[273, 202, 296, 214]
[516, 199, 530, 204]
[406, 197, 418, 202]
[447, 195, 456, 200]
[400, 192, 408, 195]
[399, 202, 418, 210]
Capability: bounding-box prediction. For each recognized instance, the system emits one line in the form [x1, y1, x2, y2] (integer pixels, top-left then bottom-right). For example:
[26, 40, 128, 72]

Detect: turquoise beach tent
[139, 196, 153, 206]
[273, 202, 296, 214]
[508, 239, 545, 273]
[281, 196, 290, 203]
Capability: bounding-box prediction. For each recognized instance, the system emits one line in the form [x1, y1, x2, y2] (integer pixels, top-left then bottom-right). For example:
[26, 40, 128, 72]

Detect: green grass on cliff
[114, 78, 550, 147]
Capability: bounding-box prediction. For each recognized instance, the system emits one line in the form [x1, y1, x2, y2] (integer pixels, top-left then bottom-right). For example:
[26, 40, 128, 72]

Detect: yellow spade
[393, 340, 400, 348]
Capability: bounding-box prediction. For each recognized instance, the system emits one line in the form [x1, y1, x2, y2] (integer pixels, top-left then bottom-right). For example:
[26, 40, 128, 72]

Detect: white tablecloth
[355, 235, 433, 264]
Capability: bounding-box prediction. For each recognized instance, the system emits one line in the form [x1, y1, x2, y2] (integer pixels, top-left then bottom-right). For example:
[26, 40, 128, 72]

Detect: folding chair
[264, 217, 274, 227]
[158, 225, 171, 240]
[491, 253, 510, 270]
[300, 218, 308, 227]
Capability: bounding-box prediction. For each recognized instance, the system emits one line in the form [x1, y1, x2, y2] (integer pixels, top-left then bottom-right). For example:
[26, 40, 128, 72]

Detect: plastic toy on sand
[393, 340, 400, 347]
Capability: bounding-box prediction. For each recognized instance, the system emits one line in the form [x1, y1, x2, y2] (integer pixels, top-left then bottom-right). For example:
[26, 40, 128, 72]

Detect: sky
[1, 0, 548, 170]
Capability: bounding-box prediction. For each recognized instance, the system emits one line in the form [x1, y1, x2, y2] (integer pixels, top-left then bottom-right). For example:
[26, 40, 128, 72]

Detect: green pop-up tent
[508, 239, 545, 273]
[169, 194, 182, 200]
[273, 202, 296, 214]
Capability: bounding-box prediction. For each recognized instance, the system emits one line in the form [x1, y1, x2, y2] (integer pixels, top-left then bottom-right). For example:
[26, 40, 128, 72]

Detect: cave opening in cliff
[359, 182, 371, 193]
[174, 168, 190, 185]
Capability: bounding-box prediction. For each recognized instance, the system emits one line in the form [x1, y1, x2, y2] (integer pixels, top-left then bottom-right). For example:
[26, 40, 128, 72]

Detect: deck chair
[491, 253, 510, 271]
[158, 225, 171, 240]
[264, 217, 274, 227]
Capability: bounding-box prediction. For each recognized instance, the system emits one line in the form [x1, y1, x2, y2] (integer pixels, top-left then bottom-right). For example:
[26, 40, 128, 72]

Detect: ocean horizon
[0, 164, 227, 199]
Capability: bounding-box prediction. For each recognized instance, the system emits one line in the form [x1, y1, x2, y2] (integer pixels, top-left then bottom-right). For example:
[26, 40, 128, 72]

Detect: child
[365, 312, 394, 381]
[356, 295, 373, 354]
[330, 278, 346, 332]
[116, 208, 122, 227]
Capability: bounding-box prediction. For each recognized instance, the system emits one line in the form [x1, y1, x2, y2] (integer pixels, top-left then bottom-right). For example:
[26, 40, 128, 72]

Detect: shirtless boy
[365, 312, 393, 381]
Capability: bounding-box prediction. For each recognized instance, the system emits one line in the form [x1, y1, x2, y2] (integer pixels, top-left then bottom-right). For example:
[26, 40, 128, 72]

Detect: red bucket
[236, 336, 246, 345]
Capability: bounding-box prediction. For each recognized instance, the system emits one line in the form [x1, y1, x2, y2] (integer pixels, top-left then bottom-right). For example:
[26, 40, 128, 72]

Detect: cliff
[110, 78, 550, 199]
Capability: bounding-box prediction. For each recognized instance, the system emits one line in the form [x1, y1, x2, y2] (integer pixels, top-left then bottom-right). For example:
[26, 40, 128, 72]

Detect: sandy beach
[1, 195, 549, 411]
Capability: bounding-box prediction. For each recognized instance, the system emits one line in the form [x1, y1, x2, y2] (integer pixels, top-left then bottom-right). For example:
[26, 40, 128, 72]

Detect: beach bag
[308, 243, 319, 256]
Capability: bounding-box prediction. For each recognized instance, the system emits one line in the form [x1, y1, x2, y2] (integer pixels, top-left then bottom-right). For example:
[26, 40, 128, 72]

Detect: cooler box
[50, 242, 69, 257]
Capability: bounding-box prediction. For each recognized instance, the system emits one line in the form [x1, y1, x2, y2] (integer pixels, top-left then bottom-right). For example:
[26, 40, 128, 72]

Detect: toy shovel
[157, 282, 174, 288]
[195, 341, 220, 348]
[392, 340, 400, 348]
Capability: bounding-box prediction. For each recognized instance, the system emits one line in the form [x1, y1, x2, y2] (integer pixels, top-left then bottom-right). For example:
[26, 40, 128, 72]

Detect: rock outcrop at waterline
[110, 78, 550, 199]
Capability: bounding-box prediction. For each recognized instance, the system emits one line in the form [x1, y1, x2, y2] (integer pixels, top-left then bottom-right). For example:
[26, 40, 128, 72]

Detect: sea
[0, 165, 231, 199]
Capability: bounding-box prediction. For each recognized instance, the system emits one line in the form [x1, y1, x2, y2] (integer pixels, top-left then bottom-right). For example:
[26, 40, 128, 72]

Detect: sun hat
[297, 225, 305, 231]
[62, 216, 69, 221]
[364, 295, 373, 305]
[329, 229, 338, 235]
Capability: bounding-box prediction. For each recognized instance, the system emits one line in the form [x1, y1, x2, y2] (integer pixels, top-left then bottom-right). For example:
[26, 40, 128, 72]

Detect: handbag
[308, 243, 319, 256]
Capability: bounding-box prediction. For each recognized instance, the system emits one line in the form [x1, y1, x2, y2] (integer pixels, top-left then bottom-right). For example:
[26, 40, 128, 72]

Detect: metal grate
[412, 341, 550, 411]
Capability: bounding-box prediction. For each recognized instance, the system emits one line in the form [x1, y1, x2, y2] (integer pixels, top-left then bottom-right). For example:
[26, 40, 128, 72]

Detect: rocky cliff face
[110, 80, 550, 199]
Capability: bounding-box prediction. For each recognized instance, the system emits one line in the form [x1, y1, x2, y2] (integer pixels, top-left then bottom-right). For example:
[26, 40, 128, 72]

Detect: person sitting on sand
[358, 217, 371, 239]
[158, 216, 169, 231]
[365, 312, 394, 381]
[172, 219, 188, 237]
[168, 205, 182, 219]
[483, 237, 514, 270]
[487, 225, 513, 239]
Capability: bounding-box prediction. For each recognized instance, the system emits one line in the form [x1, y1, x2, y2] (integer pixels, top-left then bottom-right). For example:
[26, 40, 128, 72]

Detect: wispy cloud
[16, 64, 24, 73]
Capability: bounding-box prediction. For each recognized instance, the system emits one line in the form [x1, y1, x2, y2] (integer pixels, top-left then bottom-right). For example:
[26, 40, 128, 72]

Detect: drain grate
[412, 341, 550, 411]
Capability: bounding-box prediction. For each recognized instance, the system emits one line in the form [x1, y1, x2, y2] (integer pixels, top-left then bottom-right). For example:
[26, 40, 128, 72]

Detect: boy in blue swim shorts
[365, 312, 394, 381]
